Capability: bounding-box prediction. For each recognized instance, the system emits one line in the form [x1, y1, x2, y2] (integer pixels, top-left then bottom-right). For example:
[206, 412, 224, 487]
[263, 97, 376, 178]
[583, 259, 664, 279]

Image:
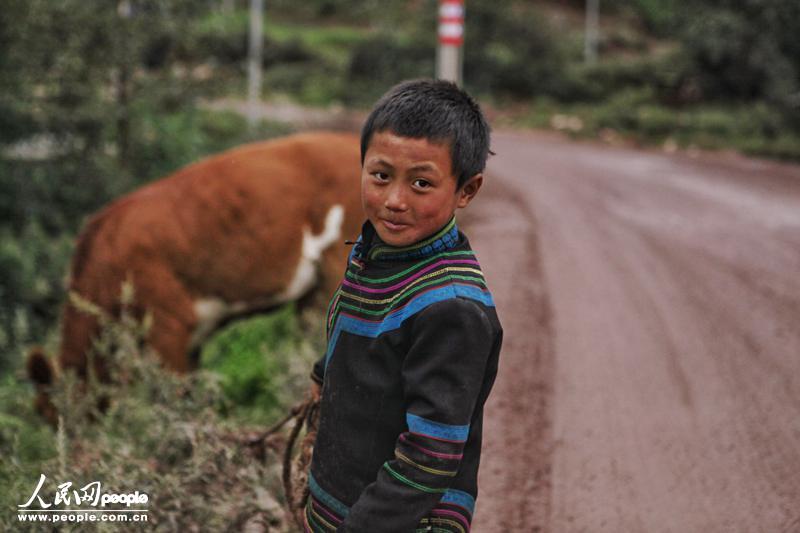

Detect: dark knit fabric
[305, 217, 503, 533]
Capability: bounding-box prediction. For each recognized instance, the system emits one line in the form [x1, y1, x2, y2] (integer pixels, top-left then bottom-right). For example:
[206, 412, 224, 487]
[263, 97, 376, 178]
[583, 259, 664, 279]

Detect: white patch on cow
[277, 203, 344, 301]
[192, 299, 225, 348]
[188, 204, 345, 351]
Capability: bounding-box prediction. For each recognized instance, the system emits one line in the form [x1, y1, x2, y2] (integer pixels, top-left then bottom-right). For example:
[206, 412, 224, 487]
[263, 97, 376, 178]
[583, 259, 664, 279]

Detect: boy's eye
[372, 172, 389, 181]
[413, 179, 432, 189]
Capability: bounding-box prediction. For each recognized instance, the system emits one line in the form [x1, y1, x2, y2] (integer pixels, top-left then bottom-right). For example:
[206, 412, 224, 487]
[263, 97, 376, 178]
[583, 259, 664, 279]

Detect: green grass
[193, 9, 249, 37]
[194, 8, 371, 68]
[509, 94, 800, 161]
[266, 21, 371, 66]
[200, 304, 324, 425]
[259, 21, 372, 105]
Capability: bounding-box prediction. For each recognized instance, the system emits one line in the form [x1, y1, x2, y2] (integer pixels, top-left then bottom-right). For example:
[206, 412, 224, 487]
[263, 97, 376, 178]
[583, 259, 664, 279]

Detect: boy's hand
[310, 381, 322, 403]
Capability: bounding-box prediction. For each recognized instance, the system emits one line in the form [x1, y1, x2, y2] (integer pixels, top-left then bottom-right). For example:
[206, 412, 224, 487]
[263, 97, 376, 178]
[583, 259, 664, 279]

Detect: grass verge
[508, 93, 800, 161]
[1, 282, 321, 531]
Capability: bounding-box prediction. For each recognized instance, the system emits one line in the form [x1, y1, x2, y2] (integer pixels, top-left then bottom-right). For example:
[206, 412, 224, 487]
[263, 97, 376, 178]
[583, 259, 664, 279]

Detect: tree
[0, 0, 218, 371]
[679, 0, 800, 112]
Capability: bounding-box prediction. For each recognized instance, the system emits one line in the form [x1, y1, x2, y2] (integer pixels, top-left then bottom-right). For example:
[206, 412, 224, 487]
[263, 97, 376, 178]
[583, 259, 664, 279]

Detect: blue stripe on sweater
[324, 284, 494, 369]
[406, 413, 469, 442]
[308, 472, 350, 517]
[441, 488, 475, 514]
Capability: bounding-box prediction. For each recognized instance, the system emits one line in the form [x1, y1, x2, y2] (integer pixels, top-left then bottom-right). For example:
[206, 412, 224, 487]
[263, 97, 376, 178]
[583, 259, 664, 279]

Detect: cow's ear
[27, 347, 54, 385]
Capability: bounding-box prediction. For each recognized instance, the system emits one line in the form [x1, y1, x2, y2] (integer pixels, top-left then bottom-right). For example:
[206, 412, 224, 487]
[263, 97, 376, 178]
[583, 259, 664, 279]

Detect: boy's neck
[359, 216, 460, 262]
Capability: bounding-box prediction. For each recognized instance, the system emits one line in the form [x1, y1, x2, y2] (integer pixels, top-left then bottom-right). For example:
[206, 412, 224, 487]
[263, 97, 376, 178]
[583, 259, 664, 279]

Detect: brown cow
[28, 131, 364, 423]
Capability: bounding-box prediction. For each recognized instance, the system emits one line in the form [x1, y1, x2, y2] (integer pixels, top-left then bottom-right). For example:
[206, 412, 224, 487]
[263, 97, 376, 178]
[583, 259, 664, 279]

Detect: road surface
[466, 131, 800, 532]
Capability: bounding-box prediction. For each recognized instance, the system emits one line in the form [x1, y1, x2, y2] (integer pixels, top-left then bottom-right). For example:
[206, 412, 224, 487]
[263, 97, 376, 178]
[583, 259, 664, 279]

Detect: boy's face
[361, 131, 482, 247]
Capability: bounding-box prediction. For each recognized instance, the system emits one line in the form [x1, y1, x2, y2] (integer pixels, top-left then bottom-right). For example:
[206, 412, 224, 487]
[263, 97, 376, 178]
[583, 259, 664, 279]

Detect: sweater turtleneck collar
[353, 216, 460, 262]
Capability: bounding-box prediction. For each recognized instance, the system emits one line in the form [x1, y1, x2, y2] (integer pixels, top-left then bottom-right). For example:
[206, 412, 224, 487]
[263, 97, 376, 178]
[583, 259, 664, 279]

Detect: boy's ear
[456, 173, 483, 209]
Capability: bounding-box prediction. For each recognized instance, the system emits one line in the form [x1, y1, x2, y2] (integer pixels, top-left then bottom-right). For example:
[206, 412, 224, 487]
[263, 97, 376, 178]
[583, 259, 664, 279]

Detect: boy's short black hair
[360, 79, 491, 189]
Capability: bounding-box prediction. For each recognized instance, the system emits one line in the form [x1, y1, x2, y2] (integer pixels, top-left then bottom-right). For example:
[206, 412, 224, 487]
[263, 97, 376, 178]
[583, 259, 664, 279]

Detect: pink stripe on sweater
[431, 507, 471, 530]
[311, 498, 343, 524]
[410, 430, 466, 444]
[400, 433, 463, 459]
[342, 259, 479, 294]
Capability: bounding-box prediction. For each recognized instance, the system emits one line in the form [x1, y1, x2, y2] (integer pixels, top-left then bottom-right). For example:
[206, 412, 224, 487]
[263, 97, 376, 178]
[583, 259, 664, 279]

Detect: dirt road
[466, 131, 800, 532]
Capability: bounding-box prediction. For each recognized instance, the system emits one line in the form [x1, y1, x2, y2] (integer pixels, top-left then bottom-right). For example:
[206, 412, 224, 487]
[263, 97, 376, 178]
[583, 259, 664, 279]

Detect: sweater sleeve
[310, 354, 326, 385]
[339, 297, 495, 532]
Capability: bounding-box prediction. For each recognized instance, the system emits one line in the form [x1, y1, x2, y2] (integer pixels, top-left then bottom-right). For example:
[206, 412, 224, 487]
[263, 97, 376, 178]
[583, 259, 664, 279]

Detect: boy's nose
[384, 185, 408, 211]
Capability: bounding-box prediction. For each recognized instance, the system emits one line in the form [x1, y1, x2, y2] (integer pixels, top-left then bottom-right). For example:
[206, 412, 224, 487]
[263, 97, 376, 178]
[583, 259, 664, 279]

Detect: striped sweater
[306, 217, 503, 532]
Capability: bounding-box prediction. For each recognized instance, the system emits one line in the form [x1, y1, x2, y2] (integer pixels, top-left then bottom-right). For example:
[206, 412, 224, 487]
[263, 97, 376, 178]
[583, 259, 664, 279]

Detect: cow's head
[27, 346, 59, 426]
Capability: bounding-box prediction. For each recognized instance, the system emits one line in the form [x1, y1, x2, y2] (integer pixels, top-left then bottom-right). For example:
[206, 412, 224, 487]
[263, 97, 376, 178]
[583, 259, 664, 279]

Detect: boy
[305, 79, 503, 532]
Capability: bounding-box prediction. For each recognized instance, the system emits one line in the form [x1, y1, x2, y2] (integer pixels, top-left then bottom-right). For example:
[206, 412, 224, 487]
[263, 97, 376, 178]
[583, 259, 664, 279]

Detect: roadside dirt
[467, 130, 800, 532]
[461, 162, 555, 532]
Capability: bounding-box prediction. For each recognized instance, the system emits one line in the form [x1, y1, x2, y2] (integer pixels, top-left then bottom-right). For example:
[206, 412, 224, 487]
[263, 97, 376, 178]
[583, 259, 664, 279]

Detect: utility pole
[584, 0, 599, 64]
[117, 0, 133, 170]
[247, 0, 264, 129]
[436, 0, 464, 85]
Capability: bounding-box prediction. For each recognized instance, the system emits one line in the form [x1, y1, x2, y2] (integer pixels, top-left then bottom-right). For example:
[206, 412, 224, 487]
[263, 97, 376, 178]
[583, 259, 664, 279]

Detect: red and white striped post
[437, 0, 464, 85]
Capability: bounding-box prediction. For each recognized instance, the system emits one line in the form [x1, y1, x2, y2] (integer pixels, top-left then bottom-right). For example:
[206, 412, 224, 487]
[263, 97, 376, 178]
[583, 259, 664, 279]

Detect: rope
[245, 395, 319, 529]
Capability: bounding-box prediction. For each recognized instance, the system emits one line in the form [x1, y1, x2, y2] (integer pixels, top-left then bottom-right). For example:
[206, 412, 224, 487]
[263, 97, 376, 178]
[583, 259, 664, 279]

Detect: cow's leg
[147, 307, 196, 372]
[60, 303, 106, 381]
[131, 264, 198, 373]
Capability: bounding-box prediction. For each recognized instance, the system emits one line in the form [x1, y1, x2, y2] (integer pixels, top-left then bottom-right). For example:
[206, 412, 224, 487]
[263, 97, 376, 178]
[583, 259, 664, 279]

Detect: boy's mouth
[379, 218, 410, 232]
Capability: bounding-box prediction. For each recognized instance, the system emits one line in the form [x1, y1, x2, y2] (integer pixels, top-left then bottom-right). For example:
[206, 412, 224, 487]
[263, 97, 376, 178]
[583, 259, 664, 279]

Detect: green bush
[344, 35, 435, 106]
[629, 0, 680, 35]
[266, 22, 369, 66]
[549, 48, 689, 103]
[266, 0, 381, 22]
[264, 59, 344, 105]
[463, 1, 565, 99]
[0, 222, 73, 374]
[738, 133, 800, 161]
[589, 87, 656, 132]
[185, 9, 250, 63]
[678, 1, 800, 113]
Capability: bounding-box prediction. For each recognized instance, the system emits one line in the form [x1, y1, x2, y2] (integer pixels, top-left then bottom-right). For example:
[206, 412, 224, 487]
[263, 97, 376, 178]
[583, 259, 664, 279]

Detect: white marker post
[436, 0, 464, 85]
[584, 0, 599, 64]
[247, 0, 264, 129]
